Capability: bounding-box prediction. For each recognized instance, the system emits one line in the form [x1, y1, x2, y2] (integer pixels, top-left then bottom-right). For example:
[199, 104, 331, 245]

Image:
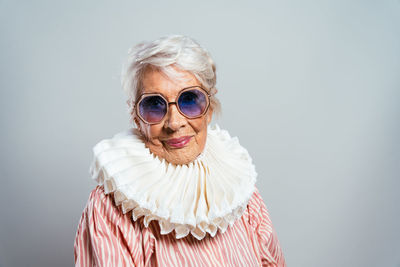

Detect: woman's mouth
[165, 136, 192, 148]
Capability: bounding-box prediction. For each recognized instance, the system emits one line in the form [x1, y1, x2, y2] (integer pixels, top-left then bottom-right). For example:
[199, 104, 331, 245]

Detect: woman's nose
[163, 103, 186, 131]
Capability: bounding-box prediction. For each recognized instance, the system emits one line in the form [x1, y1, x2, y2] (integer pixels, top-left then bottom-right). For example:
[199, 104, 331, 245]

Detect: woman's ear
[134, 116, 146, 140]
[134, 116, 140, 129]
[206, 108, 213, 124]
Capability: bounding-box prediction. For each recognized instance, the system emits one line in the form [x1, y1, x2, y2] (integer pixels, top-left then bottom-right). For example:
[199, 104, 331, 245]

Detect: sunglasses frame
[135, 86, 212, 125]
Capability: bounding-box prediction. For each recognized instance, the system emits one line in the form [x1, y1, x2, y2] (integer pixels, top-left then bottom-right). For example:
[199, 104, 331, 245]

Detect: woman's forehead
[141, 68, 200, 96]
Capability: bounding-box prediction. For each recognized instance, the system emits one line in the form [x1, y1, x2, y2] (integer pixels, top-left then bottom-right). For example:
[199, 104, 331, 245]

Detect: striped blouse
[74, 186, 286, 266]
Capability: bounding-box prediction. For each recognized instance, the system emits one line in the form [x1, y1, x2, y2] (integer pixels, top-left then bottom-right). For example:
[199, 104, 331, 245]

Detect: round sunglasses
[135, 86, 211, 124]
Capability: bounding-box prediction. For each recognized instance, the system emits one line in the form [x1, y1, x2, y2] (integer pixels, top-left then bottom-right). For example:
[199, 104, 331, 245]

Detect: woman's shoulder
[87, 185, 109, 202]
[86, 185, 112, 207]
[75, 186, 153, 266]
[247, 186, 265, 212]
[82, 185, 122, 224]
[246, 186, 273, 228]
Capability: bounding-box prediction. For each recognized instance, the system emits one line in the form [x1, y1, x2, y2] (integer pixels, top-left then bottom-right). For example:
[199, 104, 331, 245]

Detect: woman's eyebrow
[141, 87, 160, 94]
[142, 90, 161, 94]
[141, 88, 174, 97]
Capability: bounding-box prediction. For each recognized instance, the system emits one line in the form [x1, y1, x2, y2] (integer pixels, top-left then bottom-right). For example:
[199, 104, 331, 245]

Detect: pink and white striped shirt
[74, 185, 286, 266]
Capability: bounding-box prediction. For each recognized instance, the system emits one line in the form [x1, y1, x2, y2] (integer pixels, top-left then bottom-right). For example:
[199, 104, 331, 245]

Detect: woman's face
[134, 67, 213, 165]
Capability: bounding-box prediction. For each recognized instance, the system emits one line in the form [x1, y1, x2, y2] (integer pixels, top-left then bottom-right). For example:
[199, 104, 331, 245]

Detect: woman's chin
[144, 137, 202, 165]
[165, 150, 198, 165]
[153, 146, 200, 165]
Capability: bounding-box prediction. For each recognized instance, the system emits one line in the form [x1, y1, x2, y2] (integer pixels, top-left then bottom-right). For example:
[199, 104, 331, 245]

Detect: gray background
[1, 0, 399, 266]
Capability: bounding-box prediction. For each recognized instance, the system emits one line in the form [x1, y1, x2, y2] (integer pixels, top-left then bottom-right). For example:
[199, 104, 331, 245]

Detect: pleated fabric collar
[89, 124, 257, 240]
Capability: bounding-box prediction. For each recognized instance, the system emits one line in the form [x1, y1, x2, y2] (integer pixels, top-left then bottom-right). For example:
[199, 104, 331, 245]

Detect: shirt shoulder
[247, 186, 272, 228]
[84, 185, 122, 224]
[75, 185, 153, 266]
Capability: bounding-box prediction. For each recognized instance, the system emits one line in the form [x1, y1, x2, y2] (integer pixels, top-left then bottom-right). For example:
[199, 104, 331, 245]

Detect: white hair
[121, 35, 221, 122]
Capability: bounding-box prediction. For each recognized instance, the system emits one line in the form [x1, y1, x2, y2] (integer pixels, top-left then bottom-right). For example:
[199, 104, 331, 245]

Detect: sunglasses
[135, 86, 211, 124]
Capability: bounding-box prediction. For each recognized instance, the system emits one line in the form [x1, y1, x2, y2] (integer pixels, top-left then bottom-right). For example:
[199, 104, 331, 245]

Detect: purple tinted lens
[139, 95, 167, 123]
[178, 89, 207, 117]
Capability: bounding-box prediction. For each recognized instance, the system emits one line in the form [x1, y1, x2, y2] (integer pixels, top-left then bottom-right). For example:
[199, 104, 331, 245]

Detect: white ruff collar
[89, 125, 257, 240]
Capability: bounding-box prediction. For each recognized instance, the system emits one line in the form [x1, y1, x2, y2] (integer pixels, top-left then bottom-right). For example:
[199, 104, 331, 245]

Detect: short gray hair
[121, 35, 221, 121]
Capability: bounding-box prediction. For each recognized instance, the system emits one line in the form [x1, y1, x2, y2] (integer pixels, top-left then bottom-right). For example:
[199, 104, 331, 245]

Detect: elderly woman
[74, 35, 286, 266]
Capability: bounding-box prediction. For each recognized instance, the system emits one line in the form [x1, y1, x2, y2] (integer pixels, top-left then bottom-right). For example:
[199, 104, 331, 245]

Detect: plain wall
[1, 1, 399, 266]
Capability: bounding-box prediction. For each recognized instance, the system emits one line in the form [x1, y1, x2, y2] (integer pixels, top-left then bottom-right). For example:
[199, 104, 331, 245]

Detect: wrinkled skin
[134, 67, 213, 165]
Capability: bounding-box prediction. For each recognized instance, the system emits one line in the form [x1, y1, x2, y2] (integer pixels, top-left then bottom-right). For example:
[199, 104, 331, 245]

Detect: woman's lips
[165, 136, 192, 148]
